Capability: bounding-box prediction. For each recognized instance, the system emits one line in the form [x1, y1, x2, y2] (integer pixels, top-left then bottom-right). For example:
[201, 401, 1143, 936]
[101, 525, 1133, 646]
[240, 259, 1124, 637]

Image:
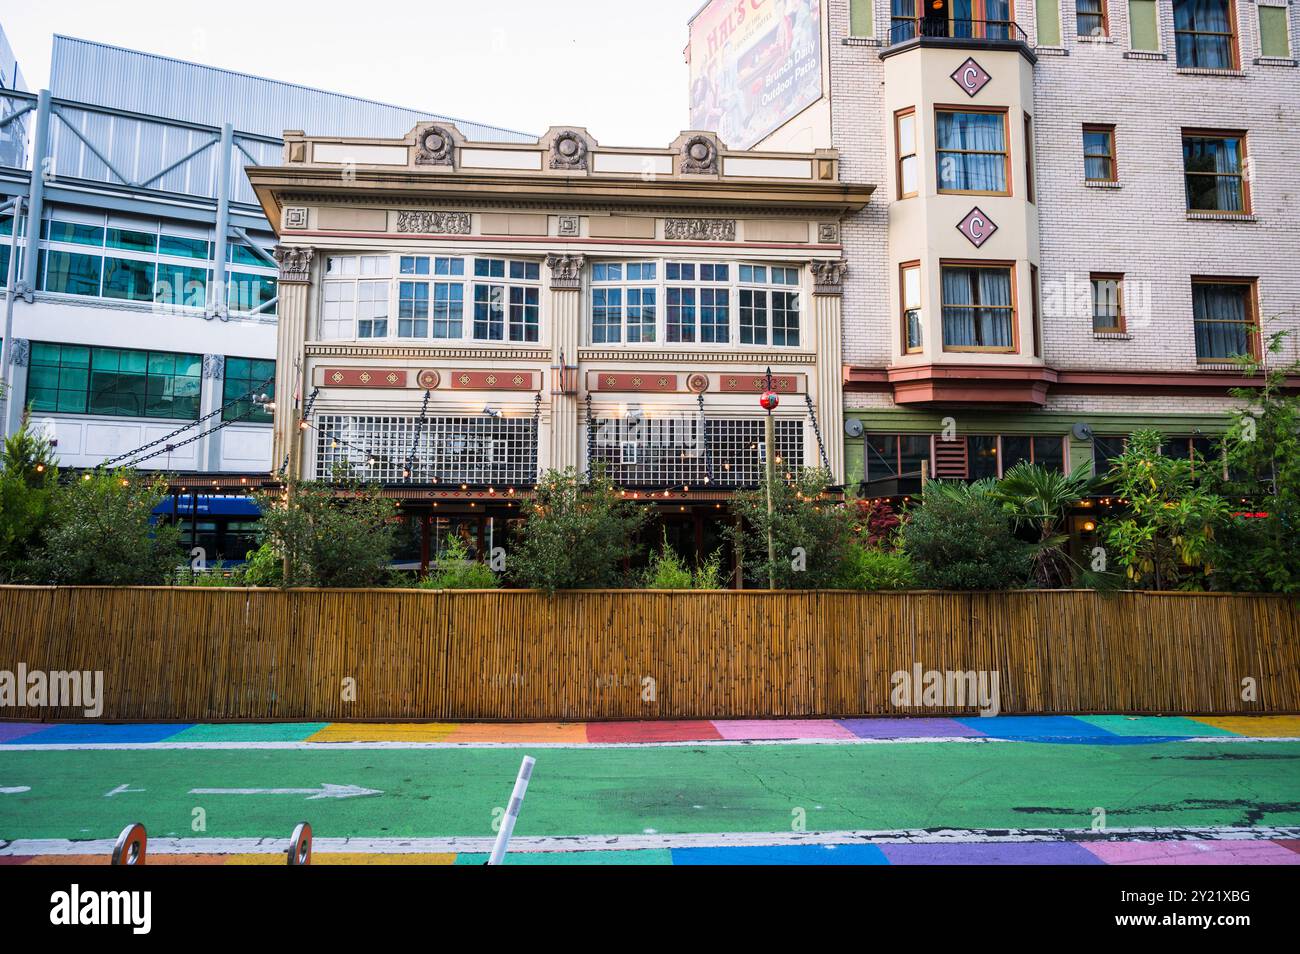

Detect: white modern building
[0, 31, 529, 492]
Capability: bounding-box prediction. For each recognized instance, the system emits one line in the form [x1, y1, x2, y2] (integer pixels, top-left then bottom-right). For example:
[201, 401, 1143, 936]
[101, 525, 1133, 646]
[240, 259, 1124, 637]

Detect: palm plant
[992, 462, 1102, 588]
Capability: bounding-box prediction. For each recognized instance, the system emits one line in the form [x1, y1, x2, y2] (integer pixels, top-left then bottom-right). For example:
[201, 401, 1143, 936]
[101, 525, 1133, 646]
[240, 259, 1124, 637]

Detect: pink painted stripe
[1082, 840, 1300, 865]
[711, 719, 858, 741]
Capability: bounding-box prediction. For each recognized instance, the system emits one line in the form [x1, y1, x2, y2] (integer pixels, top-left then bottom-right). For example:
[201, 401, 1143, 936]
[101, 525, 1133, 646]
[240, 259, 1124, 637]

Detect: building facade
[248, 126, 869, 566]
[711, 0, 1298, 510]
[0, 33, 529, 487]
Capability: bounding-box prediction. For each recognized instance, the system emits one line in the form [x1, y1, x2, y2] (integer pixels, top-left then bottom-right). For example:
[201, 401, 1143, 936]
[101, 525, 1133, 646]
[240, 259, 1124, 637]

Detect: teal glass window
[223, 356, 276, 423]
[103, 257, 156, 302]
[41, 250, 102, 296]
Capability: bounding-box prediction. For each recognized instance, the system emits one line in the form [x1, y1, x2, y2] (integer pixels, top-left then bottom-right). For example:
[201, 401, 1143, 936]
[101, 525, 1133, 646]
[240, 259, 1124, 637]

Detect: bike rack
[111, 822, 147, 865]
[288, 822, 312, 866]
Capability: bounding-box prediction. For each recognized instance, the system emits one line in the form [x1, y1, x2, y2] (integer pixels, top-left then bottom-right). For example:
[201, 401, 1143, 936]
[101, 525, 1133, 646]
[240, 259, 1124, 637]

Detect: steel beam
[20, 90, 50, 300]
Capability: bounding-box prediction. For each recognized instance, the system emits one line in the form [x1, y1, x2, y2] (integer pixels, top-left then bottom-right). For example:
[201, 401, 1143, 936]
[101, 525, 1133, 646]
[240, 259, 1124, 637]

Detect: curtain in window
[1193, 283, 1249, 359]
[1184, 137, 1242, 211]
[937, 112, 1006, 192]
[1077, 0, 1105, 35]
[1174, 0, 1234, 68]
[984, 0, 1012, 36]
[951, 0, 975, 36]
[892, 0, 917, 39]
[942, 268, 1013, 348]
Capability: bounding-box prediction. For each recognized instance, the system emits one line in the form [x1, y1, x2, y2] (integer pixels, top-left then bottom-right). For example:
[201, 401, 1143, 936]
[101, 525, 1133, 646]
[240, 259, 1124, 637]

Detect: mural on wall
[688, 0, 823, 150]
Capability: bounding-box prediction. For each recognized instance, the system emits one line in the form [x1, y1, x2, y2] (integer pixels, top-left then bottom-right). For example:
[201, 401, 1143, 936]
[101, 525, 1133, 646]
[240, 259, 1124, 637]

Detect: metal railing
[888, 18, 1029, 45]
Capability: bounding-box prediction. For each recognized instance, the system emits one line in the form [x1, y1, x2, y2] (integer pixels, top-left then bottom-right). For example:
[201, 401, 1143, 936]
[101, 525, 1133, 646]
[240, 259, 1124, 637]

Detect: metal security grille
[588, 416, 803, 488]
[315, 414, 538, 486]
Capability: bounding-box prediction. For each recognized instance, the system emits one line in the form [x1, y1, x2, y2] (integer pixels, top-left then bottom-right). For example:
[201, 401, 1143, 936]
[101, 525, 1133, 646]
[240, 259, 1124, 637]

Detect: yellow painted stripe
[441, 722, 589, 744]
[306, 722, 459, 743]
[1191, 715, 1300, 737]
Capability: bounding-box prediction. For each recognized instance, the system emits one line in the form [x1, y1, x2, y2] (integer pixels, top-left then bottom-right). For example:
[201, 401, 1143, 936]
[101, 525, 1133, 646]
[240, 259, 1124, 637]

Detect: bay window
[936, 109, 1010, 195]
[941, 263, 1016, 351]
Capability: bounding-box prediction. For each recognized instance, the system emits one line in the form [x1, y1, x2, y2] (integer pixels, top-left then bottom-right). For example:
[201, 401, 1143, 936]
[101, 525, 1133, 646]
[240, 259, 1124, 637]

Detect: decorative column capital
[809, 259, 848, 296]
[272, 245, 315, 283]
[545, 252, 586, 291]
[202, 354, 225, 379]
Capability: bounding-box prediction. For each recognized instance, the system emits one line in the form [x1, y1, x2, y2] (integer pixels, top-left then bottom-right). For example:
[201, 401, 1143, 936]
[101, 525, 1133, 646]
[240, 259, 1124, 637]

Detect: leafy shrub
[901, 482, 1032, 590]
[835, 544, 916, 590]
[0, 414, 59, 579]
[642, 532, 724, 589]
[29, 469, 182, 586]
[419, 535, 499, 589]
[255, 476, 397, 588]
[726, 468, 856, 588]
[508, 467, 649, 593]
[849, 497, 903, 549]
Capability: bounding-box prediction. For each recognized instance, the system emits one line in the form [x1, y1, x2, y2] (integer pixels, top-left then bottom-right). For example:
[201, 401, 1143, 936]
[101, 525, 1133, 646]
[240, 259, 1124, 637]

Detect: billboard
[688, 0, 823, 150]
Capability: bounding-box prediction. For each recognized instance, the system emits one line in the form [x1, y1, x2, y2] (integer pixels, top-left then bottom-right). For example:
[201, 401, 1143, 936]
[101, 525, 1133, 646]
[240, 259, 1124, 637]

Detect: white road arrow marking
[188, 783, 383, 800]
[105, 784, 145, 797]
[0, 786, 31, 795]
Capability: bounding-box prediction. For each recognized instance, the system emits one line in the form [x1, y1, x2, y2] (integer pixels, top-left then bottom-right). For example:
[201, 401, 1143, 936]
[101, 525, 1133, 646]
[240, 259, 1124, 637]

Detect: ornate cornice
[663, 218, 737, 241]
[305, 344, 552, 361]
[578, 348, 817, 365]
[545, 252, 586, 290]
[395, 210, 471, 234]
[809, 259, 848, 296]
[272, 245, 315, 284]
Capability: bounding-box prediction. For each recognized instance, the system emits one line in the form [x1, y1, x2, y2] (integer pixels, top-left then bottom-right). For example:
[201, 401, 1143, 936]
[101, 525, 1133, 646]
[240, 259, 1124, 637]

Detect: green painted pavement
[1075, 715, 1237, 737]
[1, 742, 1297, 841]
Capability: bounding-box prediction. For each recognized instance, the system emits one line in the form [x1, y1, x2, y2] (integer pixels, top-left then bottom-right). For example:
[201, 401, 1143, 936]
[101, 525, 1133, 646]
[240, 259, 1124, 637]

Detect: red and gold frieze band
[318, 367, 408, 388]
[448, 370, 539, 391]
[587, 372, 680, 393]
[721, 373, 803, 394]
[587, 371, 805, 394]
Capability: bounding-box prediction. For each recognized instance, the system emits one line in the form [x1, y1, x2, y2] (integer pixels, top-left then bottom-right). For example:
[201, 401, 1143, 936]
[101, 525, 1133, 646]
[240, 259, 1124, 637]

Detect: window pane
[107, 228, 157, 254]
[936, 111, 1007, 193]
[941, 266, 1014, 349]
[1034, 437, 1064, 472]
[103, 257, 156, 301]
[160, 234, 210, 259]
[42, 250, 101, 296]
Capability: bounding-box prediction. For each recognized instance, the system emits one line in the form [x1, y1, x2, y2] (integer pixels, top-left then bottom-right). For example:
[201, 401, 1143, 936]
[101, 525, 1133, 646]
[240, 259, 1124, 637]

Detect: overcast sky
[4, 0, 706, 145]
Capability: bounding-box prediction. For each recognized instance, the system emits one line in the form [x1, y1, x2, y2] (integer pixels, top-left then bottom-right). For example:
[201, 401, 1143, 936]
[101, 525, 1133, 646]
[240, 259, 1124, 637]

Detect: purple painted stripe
[0, 723, 50, 743]
[880, 842, 1105, 865]
[836, 718, 984, 739]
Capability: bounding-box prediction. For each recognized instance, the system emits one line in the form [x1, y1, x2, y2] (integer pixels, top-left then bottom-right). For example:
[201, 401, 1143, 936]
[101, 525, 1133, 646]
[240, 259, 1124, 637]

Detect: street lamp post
[758, 367, 780, 590]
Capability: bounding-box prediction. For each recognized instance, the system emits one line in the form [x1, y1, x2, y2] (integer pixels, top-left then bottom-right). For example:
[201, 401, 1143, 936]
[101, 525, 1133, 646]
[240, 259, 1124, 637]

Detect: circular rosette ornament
[759, 390, 780, 412]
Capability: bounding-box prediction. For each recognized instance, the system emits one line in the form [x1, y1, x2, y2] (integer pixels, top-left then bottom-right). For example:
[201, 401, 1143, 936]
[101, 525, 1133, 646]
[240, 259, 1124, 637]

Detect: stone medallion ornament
[687, 373, 710, 394]
[415, 125, 455, 166]
[681, 135, 719, 174]
[550, 131, 588, 170]
[950, 57, 992, 97]
[417, 369, 441, 390]
[957, 207, 998, 248]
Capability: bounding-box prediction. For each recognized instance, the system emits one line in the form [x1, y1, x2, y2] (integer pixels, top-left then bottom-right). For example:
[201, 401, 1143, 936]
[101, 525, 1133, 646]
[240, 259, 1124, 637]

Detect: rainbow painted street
[2, 715, 1299, 865]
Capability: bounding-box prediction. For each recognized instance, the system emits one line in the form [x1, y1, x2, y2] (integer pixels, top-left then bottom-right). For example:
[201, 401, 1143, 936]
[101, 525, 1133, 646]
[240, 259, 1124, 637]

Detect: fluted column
[810, 260, 847, 484]
[271, 246, 314, 477]
[545, 253, 584, 474]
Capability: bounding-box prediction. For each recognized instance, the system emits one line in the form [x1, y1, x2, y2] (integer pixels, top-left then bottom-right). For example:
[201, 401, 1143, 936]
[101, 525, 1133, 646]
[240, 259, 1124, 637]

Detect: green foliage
[835, 544, 916, 590]
[901, 481, 1032, 589]
[29, 469, 182, 585]
[255, 476, 398, 588]
[1217, 327, 1300, 592]
[1100, 430, 1231, 590]
[0, 414, 60, 578]
[508, 467, 650, 593]
[418, 534, 499, 589]
[241, 540, 283, 587]
[642, 531, 724, 589]
[726, 468, 855, 589]
[993, 461, 1106, 588]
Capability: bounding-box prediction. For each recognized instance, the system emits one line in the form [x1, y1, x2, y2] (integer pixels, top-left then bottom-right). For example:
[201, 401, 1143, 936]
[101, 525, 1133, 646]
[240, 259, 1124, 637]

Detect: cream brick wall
[828, 0, 1300, 379]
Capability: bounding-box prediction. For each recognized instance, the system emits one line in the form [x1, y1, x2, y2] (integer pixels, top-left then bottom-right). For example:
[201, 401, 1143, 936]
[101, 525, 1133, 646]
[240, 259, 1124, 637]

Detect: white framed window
[321, 254, 391, 339]
[589, 259, 804, 348]
[591, 262, 657, 344]
[472, 258, 540, 342]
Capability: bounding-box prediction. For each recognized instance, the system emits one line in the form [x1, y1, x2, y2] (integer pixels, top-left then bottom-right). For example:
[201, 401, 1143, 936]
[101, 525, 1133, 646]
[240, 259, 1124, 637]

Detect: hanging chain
[805, 393, 831, 473]
[403, 389, 432, 481]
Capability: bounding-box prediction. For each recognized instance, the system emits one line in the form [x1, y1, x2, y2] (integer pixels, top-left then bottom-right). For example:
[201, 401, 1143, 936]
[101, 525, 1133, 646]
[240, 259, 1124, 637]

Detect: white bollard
[487, 755, 535, 866]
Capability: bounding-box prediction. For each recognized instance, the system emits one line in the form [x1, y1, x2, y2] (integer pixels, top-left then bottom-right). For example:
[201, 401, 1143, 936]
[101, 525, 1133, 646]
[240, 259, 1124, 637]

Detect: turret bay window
[1182, 132, 1248, 213]
[1173, 0, 1239, 68]
[936, 109, 1010, 195]
[1192, 279, 1256, 362]
[900, 262, 923, 353]
[940, 263, 1016, 352]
